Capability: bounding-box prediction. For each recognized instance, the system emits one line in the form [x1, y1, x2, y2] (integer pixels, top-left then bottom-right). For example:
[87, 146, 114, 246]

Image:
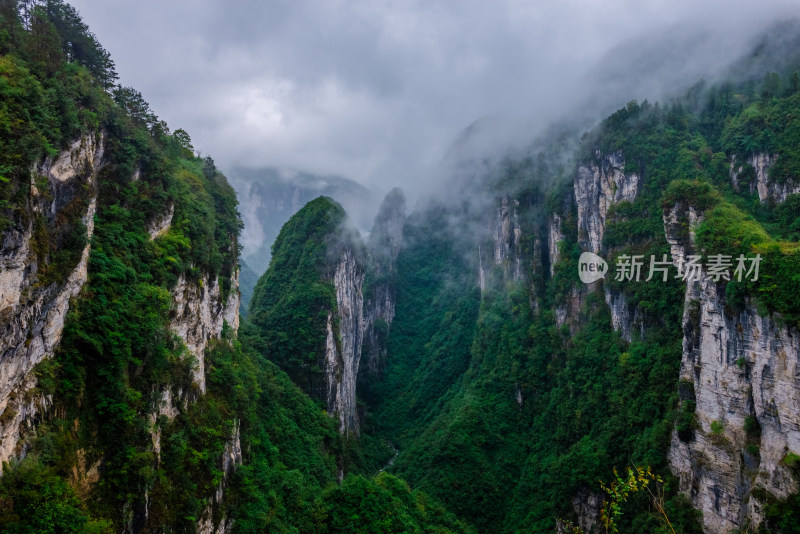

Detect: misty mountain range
[227, 167, 378, 314]
[230, 167, 374, 275]
[2, 2, 800, 533]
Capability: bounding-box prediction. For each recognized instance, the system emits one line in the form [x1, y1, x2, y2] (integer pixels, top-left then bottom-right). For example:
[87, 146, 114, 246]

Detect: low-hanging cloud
[70, 0, 797, 204]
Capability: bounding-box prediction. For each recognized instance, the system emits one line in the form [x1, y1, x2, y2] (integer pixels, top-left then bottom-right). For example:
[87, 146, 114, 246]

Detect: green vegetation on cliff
[4, 2, 800, 533]
[362, 39, 800, 534]
[0, 3, 463, 533]
[245, 197, 344, 401]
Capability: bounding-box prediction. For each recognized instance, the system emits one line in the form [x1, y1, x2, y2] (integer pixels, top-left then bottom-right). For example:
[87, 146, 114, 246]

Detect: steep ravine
[249, 193, 409, 439]
[366, 139, 799, 531]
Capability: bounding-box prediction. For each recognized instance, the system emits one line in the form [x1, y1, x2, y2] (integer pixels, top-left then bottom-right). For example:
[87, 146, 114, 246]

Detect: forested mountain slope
[3, 1, 800, 533]
[353, 23, 800, 534]
[0, 2, 465, 532]
[230, 167, 372, 276]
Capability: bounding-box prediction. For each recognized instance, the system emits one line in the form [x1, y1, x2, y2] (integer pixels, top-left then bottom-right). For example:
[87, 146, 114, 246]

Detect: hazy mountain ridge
[274, 21, 800, 533]
[3, 2, 800, 533]
[0, 3, 464, 532]
[229, 167, 373, 275]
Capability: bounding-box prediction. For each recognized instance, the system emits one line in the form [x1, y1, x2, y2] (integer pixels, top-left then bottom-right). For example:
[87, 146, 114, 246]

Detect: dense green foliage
[370, 196, 692, 531]
[361, 36, 800, 534]
[366, 205, 481, 431]
[4, 2, 800, 532]
[315, 472, 469, 533]
[245, 196, 346, 402]
[0, 3, 462, 532]
[0, 0, 113, 232]
[0, 2, 248, 528]
[0, 455, 111, 533]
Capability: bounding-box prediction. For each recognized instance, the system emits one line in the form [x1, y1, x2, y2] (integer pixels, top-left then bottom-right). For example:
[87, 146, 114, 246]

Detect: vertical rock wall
[574, 150, 639, 254]
[665, 201, 800, 533]
[0, 132, 104, 462]
[731, 153, 800, 204]
[169, 271, 240, 394]
[324, 247, 365, 435]
[362, 188, 405, 376]
[479, 196, 524, 292]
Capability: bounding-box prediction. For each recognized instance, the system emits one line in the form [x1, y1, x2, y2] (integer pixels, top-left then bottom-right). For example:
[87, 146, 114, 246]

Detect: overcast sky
[69, 0, 796, 197]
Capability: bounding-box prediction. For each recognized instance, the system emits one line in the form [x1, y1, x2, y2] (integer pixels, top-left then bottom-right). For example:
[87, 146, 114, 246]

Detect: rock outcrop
[324, 246, 365, 435]
[479, 197, 524, 291]
[731, 153, 800, 204]
[0, 132, 104, 463]
[39, 132, 105, 184]
[244, 196, 365, 437]
[572, 150, 644, 339]
[492, 197, 523, 281]
[555, 287, 583, 329]
[169, 271, 240, 394]
[569, 489, 603, 534]
[604, 288, 645, 343]
[147, 203, 174, 239]
[575, 150, 639, 254]
[197, 420, 242, 534]
[665, 201, 800, 533]
[362, 189, 406, 377]
[548, 213, 565, 277]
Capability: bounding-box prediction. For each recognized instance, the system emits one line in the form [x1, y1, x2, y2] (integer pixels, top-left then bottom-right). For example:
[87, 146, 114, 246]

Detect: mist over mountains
[69, 0, 798, 203]
[229, 167, 374, 275]
[3, 1, 800, 533]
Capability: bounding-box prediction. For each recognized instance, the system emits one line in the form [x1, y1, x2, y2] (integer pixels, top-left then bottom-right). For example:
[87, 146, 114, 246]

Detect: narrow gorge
[2, 2, 800, 532]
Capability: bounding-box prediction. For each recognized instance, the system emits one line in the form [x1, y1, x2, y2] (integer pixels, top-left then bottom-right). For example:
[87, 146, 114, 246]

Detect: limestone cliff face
[139, 419, 243, 534]
[479, 197, 524, 291]
[492, 197, 524, 281]
[362, 188, 406, 377]
[665, 202, 800, 533]
[548, 213, 565, 277]
[573, 151, 645, 339]
[149, 265, 241, 462]
[147, 261, 241, 533]
[479, 193, 558, 317]
[0, 132, 104, 463]
[555, 287, 583, 328]
[730, 152, 800, 203]
[146, 203, 174, 240]
[325, 246, 366, 435]
[244, 196, 365, 436]
[169, 271, 240, 394]
[553, 151, 639, 330]
[603, 288, 644, 343]
[196, 420, 242, 534]
[575, 150, 639, 254]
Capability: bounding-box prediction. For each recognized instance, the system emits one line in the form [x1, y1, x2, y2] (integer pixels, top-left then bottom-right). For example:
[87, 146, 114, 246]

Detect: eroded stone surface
[665, 202, 800, 533]
[324, 247, 365, 434]
[169, 271, 240, 393]
[575, 150, 639, 254]
[0, 133, 104, 463]
[731, 152, 800, 204]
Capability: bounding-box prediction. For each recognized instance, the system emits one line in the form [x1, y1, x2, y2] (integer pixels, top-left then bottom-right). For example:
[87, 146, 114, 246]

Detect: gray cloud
[70, 0, 797, 202]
